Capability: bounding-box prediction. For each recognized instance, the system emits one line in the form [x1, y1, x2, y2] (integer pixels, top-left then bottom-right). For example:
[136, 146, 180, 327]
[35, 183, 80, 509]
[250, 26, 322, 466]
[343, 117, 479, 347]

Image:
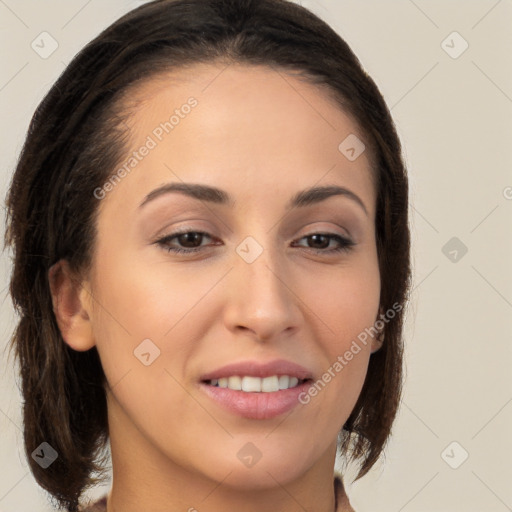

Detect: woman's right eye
[155, 230, 219, 254]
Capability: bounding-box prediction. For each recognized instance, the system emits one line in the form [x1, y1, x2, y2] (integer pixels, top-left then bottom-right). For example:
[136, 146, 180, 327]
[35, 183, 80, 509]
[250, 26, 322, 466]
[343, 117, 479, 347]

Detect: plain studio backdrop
[1, 1, 511, 511]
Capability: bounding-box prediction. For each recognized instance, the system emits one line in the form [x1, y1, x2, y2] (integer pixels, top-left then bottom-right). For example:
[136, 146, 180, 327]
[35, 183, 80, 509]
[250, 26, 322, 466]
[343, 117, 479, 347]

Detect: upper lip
[200, 359, 313, 381]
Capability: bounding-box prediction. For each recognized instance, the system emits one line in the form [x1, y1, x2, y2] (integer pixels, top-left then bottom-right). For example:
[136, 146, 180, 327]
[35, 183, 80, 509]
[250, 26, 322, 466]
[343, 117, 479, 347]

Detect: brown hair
[4, 0, 411, 510]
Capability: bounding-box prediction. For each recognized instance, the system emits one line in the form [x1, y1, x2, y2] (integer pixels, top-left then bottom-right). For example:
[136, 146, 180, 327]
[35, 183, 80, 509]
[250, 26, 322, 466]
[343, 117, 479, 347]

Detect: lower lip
[199, 380, 312, 420]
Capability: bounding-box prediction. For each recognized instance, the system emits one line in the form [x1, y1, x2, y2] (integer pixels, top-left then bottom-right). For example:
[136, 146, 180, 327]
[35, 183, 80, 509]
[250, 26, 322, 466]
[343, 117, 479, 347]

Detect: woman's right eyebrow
[138, 182, 367, 216]
[139, 182, 232, 208]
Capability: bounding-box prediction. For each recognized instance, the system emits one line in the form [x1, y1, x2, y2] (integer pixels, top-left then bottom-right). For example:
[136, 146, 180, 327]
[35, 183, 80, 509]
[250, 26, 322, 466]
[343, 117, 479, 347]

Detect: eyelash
[155, 229, 355, 255]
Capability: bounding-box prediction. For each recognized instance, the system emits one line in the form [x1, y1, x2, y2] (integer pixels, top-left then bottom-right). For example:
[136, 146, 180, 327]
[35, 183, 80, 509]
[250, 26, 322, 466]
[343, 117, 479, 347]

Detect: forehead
[102, 62, 376, 215]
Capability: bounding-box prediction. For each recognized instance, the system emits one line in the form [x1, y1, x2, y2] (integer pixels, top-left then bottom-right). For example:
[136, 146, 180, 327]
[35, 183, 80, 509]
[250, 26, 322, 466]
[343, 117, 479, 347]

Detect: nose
[222, 243, 302, 342]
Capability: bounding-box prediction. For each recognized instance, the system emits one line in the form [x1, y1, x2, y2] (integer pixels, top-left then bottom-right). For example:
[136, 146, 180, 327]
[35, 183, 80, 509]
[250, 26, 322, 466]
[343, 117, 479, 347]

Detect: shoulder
[334, 472, 356, 512]
[78, 496, 107, 512]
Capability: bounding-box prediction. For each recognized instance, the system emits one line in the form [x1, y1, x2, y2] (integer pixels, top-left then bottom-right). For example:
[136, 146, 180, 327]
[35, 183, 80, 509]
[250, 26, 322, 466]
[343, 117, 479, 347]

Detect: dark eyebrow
[139, 183, 233, 208]
[139, 182, 367, 216]
[288, 185, 367, 216]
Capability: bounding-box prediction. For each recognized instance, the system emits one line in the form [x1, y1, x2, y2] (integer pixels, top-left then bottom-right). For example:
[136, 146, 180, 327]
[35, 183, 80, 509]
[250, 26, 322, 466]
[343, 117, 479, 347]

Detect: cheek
[87, 242, 236, 401]
[91, 230, 222, 332]
[88, 256, 216, 440]
[295, 253, 380, 394]
[298, 254, 380, 346]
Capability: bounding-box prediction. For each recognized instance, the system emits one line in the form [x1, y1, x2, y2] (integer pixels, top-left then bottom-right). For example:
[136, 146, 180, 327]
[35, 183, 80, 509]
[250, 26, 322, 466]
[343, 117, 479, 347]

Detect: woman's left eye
[292, 233, 355, 254]
[155, 230, 355, 255]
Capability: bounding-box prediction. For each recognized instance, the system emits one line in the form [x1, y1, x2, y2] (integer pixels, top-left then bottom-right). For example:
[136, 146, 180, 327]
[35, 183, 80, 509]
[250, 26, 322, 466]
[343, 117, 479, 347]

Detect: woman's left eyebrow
[139, 182, 367, 216]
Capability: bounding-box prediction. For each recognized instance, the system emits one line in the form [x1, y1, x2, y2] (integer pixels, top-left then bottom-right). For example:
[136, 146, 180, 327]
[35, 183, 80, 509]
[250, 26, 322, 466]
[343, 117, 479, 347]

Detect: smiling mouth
[203, 375, 311, 392]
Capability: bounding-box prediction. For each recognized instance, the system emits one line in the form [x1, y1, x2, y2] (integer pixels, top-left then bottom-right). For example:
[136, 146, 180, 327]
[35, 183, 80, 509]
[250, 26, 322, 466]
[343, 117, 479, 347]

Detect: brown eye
[292, 233, 355, 254]
[156, 230, 217, 254]
[176, 232, 205, 248]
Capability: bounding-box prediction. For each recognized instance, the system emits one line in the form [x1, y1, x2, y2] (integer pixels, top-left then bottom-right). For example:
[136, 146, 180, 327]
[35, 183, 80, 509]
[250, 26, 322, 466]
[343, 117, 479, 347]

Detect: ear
[48, 260, 95, 351]
[370, 307, 385, 354]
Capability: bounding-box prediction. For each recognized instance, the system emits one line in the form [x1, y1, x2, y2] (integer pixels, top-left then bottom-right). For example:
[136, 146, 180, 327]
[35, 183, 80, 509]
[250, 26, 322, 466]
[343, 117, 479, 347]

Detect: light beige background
[1, 1, 511, 511]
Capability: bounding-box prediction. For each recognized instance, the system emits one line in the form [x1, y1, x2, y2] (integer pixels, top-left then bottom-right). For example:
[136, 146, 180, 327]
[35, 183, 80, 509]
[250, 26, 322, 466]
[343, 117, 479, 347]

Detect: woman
[5, 0, 411, 510]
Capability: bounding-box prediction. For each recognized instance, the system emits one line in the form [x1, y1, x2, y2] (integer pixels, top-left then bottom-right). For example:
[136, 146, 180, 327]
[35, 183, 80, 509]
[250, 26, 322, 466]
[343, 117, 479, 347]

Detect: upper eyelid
[157, 229, 354, 245]
[145, 205, 361, 240]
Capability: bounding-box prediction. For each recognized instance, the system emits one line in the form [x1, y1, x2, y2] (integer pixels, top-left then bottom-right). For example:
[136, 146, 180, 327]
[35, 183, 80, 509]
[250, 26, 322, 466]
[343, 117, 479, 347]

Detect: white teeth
[208, 375, 304, 392]
[261, 375, 279, 392]
[242, 376, 261, 392]
[278, 375, 289, 389]
[228, 376, 242, 390]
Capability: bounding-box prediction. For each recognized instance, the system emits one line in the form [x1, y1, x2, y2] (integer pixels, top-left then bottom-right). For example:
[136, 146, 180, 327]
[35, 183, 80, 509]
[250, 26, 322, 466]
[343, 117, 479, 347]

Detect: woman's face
[82, 63, 381, 488]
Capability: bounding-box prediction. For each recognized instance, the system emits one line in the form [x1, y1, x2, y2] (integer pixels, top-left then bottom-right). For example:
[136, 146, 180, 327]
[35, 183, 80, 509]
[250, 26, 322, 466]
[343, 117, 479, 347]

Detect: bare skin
[50, 63, 382, 512]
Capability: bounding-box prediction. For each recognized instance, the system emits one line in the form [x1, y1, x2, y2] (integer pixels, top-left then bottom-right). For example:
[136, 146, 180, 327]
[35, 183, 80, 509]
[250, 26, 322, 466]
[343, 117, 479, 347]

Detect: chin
[199, 441, 315, 490]
[214, 459, 307, 491]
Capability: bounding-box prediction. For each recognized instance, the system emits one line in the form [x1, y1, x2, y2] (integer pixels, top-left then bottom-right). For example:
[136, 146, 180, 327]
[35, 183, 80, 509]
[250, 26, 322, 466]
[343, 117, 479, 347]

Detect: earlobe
[48, 260, 96, 351]
[370, 330, 384, 353]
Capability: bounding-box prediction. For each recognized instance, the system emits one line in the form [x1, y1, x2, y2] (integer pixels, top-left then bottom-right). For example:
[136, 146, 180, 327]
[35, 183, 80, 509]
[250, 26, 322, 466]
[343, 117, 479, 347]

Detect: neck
[107, 465, 337, 512]
[106, 401, 339, 512]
